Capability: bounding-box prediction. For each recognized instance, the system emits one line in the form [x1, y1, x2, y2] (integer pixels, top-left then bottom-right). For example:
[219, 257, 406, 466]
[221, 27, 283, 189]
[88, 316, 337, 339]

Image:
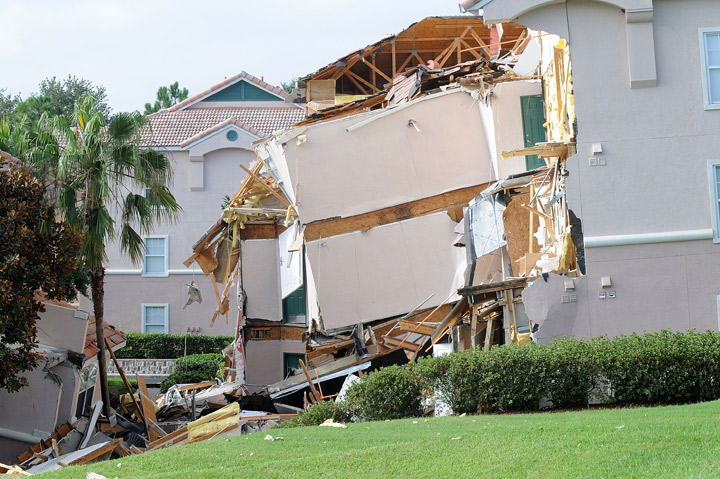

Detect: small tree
[0, 156, 83, 392]
[144, 82, 189, 114]
[43, 95, 181, 416]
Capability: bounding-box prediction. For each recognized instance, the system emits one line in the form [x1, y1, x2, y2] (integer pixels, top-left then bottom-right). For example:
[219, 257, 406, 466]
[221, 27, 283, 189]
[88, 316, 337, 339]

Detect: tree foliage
[39, 94, 182, 414]
[281, 76, 298, 93]
[144, 81, 189, 115]
[0, 157, 83, 392]
[3, 76, 110, 126]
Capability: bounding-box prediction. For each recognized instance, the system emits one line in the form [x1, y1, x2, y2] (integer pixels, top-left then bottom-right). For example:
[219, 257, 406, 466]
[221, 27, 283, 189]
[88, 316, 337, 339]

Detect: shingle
[144, 107, 305, 147]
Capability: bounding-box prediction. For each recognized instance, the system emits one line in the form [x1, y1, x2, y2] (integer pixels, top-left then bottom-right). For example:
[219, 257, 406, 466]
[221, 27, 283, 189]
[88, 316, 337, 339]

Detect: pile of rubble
[0, 369, 294, 476]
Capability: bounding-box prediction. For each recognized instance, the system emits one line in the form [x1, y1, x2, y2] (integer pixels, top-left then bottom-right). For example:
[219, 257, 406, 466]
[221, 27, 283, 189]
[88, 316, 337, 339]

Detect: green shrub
[344, 365, 423, 421]
[160, 353, 223, 393]
[116, 332, 233, 359]
[281, 400, 351, 428]
[108, 378, 137, 408]
[344, 329, 720, 419]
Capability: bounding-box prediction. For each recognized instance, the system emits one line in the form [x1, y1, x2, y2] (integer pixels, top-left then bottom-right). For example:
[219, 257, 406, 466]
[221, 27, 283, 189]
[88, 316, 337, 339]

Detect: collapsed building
[184, 16, 581, 394]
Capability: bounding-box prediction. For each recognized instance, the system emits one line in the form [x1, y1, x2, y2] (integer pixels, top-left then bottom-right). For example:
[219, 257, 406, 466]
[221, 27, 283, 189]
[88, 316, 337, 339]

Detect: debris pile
[2, 368, 296, 475]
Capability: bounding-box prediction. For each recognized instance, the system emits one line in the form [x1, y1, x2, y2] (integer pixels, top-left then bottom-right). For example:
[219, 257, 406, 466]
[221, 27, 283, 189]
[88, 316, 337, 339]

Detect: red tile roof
[166, 71, 289, 112]
[145, 107, 305, 147]
[178, 118, 262, 148]
[85, 316, 126, 359]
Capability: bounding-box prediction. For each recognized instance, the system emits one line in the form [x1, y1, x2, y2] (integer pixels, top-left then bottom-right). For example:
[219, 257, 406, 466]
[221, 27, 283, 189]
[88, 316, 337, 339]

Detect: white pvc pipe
[584, 229, 713, 248]
[0, 427, 40, 444]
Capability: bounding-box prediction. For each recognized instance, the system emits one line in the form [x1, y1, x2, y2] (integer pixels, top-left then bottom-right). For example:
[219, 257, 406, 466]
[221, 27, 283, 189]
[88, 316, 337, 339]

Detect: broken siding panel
[278, 222, 303, 300]
[306, 213, 464, 330]
[281, 91, 495, 224]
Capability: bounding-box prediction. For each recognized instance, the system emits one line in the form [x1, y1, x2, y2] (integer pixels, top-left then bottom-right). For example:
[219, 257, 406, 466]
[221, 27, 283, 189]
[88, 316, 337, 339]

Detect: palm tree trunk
[89, 267, 112, 417]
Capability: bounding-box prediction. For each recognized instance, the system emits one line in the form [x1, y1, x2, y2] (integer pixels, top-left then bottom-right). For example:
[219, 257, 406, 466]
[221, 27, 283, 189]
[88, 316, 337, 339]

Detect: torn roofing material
[291, 17, 529, 101]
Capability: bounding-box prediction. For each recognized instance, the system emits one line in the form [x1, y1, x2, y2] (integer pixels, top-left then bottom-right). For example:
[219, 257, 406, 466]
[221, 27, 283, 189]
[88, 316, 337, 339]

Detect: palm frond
[119, 223, 145, 265]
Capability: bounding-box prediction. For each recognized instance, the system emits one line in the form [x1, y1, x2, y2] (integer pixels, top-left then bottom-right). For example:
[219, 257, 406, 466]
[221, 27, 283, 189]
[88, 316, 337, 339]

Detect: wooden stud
[104, 337, 144, 425]
[136, 374, 162, 443]
[299, 359, 321, 404]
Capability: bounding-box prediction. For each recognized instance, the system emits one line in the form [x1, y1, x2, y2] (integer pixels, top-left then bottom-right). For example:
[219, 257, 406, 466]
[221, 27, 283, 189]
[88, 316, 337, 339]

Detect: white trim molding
[106, 269, 195, 275]
[142, 235, 169, 277]
[142, 303, 169, 334]
[584, 229, 713, 248]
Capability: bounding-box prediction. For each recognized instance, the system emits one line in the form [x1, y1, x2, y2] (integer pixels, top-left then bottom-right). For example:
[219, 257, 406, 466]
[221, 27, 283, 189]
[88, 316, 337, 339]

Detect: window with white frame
[700, 28, 720, 110]
[142, 236, 168, 276]
[142, 304, 168, 333]
[708, 160, 720, 242]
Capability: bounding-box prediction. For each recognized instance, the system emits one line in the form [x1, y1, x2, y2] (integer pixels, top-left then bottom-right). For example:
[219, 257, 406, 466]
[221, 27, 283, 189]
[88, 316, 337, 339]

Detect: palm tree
[42, 94, 181, 416]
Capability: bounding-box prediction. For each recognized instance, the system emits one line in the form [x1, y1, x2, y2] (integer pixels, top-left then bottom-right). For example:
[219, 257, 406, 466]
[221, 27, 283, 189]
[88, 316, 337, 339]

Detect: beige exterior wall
[245, 340, 306, 386]
[484, 0, 720, 338]
[89, 132, 284, 337]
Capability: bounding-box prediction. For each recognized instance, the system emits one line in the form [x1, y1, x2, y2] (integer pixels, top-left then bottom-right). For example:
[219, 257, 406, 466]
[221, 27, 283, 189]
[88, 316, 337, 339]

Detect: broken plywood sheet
[305, 212, 465, 330]
[503, 192, 540, 276]
[281, 90, 495, 224]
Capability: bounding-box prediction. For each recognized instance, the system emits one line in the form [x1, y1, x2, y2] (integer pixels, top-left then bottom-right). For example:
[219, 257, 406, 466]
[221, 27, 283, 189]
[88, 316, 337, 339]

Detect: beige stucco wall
[245, 340, 306, 386]
[35, 303, 89, 354]
[305, 212, 466, 330]
[92, 139, 284, 336]
[0, 364, 77, 463]
[282, 90, 497, 224]
[485, 0, 720, 337]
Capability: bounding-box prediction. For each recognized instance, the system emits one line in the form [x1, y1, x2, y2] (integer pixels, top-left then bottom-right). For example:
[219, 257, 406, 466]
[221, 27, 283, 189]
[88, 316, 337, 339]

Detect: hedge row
[329, 329, 720, 421]
[116, 332, 234, 359]
[160, 353, 224, 392]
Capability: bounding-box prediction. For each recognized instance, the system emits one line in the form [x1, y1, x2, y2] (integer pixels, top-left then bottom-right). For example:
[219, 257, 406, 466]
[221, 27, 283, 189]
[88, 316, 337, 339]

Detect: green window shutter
[283, 353, 306, 379]
[521, 95, 547, 170]
[282, 284, 306, 324]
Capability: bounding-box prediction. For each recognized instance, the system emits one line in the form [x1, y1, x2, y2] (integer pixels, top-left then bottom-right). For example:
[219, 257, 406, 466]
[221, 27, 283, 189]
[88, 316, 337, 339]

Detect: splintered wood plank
[397, 320, 437, 337]
[136, 374, 161, 443]
[71, 439, 123, 466]
[304, 183, 489, 241]
[104, 337, 144, 424]
[383, 336, 422, 352]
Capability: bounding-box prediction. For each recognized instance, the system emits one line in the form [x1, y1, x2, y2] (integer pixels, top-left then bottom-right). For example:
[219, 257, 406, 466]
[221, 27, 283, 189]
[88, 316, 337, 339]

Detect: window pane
[145, 256, 165, 274]
[706, 32, 720, 52]
[145, 324, 166, 333]
[145, 306, 165, 323]
[145, 238, 165, 255]
[709, 68, 720, 104]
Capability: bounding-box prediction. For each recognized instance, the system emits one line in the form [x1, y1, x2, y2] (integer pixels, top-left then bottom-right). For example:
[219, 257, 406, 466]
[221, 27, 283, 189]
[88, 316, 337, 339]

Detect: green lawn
[48, 400, 720, 479]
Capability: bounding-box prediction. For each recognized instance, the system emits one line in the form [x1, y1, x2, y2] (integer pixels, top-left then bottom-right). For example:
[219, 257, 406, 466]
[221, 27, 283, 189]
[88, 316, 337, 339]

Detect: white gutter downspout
[0, 427, 41, 444]
[584, 229, 713, 248]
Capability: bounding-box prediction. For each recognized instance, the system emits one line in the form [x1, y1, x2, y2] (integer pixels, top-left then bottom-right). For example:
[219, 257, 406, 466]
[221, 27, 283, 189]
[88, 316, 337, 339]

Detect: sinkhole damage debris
[1, 368, 295, 476]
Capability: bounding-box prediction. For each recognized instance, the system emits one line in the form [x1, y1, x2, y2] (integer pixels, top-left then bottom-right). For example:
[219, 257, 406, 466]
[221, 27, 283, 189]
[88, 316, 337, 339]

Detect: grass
[48, 400, 720, 479]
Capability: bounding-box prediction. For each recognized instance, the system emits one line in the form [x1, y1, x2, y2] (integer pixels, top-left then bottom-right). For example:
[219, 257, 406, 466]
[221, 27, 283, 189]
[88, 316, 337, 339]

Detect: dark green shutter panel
[283, 284, 306, 322]
[521, 95, 547, 170]
[283, 353, 306, 378]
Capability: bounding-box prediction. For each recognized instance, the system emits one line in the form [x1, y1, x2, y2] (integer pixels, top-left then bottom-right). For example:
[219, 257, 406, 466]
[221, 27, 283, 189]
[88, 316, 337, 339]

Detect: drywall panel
[305, 213, 465, 330]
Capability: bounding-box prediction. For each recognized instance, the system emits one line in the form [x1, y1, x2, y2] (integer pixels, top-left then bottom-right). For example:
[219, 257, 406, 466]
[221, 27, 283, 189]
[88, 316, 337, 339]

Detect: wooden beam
[104, 337, 144, 425]
[136, 374, 162, 443]
[344, 69, 380, 94]
[304, 183, 489, 241]
[392, 41, 396, 75]
[362, 56, 392, 83]
[238, 163, 290, 207]
[397, 320, 437, 337]
[484, 317, 494, 351]
[299, 359, 321, 404]
[383, 335, 422, 352]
